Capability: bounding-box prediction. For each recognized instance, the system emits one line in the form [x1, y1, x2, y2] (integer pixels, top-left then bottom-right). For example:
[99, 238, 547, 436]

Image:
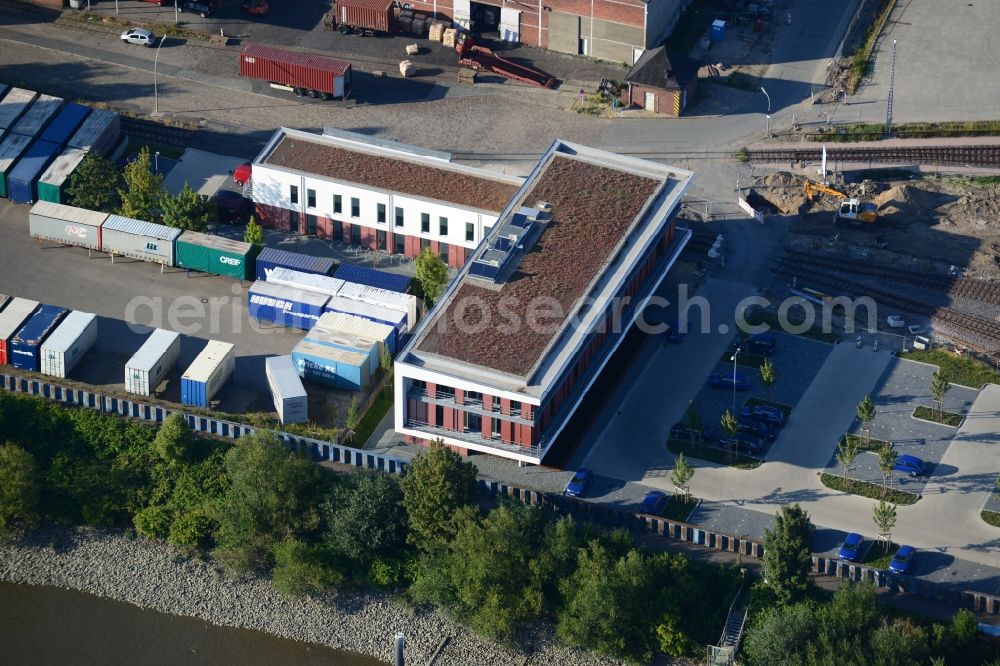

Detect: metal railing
[406, 387, 533, 424]
[404, 418, 546, 459]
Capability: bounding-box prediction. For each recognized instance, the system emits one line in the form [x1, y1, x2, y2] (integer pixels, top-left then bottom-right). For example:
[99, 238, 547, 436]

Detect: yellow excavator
[803, 180, 878, 225]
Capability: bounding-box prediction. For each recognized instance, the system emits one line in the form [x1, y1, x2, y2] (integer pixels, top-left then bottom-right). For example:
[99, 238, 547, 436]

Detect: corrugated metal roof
[249, 280, 333, 307]
[39, 103, 90, 146]
[266, 355, 307, 398]
[266, 267, 345, 296]
[12, 94, 64, 138]
[39, 310, 95, 354]
[337, 281, 415, 316]
[0, 298, 40, 339]
[323, 296, 406, 326]
[128, 329, 180, 371]
[293, 339, 367, 365]
[332, 262, 412, 292]
[177, 230, 253, 255]
[256, 247, 335, 275]
[29, 201, 109, 227]
[242, 43, 351, 76]
[0, 88, 37, 130]
[103, 215, 182, 241]
[306, 325, 378, 354]
[316, 311, 395, 341]
[0, 132, 33, 169]
[39, 147, 87, 186]
[68, 108, 118, 151]
[182, 339, 235, 383]
[9, 140, 61, 180]
[12, 304, 67, 344]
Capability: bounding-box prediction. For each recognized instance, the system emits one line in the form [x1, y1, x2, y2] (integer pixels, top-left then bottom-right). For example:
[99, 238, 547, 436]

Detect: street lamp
[174, 0, 179, 24]
[153, 36, 166, 114]
[760, 87, 772, 137]
[730, 346, 741, 414]
[154, 151, 160, 173]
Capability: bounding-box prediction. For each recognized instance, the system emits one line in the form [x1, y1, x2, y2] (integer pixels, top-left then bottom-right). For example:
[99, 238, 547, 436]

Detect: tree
[872, 500, 897, 553]
[760, 357, 776, 400]
[857, 395, 876, 447]
[835, 435, 861, 485]
[762, 504, 814, 604]
[379, 343, 393, 375]
[118, 146, 165, 221]
[743, 599, 821, 666]
[877, 441, 898, 495]
[684, 401, 702, 446]
[161, 182, 212, 231]
[343, 396, 359, 443]
[153, 412, 194, 464]
[244, 215, 264, 248]
[930, 370, 951, 417]
[720, 409, 739, 457]
[67, 152, 119, 211]
[323, 471, 406, 573]
[400, 438, 478, 550]
[415, 246, 449, 305]
[271, 538, 337, 597]
[670, 452, 694, 498]
[0, 443, 40, 533]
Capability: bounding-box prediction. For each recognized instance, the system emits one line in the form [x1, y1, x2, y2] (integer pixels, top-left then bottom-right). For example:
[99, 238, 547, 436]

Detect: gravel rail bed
[0, 525, 620, 666]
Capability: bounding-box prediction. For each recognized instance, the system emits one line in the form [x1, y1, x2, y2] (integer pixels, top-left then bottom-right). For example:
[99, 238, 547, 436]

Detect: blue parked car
[708, 371, 751, 391]
[564, 469, 593, 497]
[838, 533, 864, 562]
[640, 490, 669, 515]
[888, 545, 916, 574]
[894, 454, 926, 477]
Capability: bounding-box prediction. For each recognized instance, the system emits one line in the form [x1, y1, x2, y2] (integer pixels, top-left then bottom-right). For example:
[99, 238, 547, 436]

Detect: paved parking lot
[825, 357, 979, 495]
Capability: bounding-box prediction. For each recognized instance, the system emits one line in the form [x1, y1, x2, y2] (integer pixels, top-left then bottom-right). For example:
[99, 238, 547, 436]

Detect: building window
[465, 412, 482, 434]
[306, 214, 316, 235]
[439, 242, 449, 263]
[289, 210, 299, 229]
[394, 207, 404, 227]
[420, 238, 430, 250]
[438, 385, 455, 398]
[289, 184, 298, 205]
[333, 220, 343, 242]
[466, 390, 482, 404]
[511, 400, 521, 416]
[377, 203, 386, 224]
[333, 194, 342, 214]
[376, 229, 387, 251]
[491, 418, 501, 438]
[394, 233, 405, 255]
[465, 222, 475, 242]
[420, 213, 430, 233]
[413, 379, 426, 390]
[351, 197, 360, 218]
[439, 216, 448, 236]
[306, 188, 316, 208]
[350, 224, 361, 245]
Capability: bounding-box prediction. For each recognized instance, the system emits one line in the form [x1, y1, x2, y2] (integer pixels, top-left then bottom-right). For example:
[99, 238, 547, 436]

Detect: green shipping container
[175, 230, 257, 280]
[37, 147, 87, 204]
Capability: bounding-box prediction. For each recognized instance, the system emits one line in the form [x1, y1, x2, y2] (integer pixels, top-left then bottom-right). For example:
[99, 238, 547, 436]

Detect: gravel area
[0, 525, 621, 666]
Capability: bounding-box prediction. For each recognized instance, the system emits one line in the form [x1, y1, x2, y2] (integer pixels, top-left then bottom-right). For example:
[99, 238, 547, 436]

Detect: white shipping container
[181, 340, 236, 406]
[38, 147, 87, 191]
[67, 109, 120, 154]
[0, 298, 40, 343]
[102, 215, 181, 265]
[265, 355, 308, 424]
[29, 201, 108, 250]
[266, 267, 345, 297]
[337, 281, 417, 332]
[315, 311, 395, 347]
[0, 133, 34, 174]
[12, 94, 64, 138]
[323, 295, 406, 332]
[39, 311, 97, 378]
[0, 88, 38, 131]
[125, 329, 181, 396]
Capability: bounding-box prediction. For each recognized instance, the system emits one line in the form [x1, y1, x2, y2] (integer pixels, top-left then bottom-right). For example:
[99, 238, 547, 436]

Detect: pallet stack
[442, 28, 458, 48]
[428, 21, 445, 42]
[399, 60, 416, 77]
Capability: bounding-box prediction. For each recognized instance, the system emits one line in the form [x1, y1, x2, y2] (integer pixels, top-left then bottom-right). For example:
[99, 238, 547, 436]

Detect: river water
[0, 582, 388, 666]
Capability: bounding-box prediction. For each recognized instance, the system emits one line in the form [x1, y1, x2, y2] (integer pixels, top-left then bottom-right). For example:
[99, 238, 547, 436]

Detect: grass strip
[667, 437, 761, 470]
[821, 473, 919, 505]
[898, 349, 1000, 388]
[912, 406, 963, 427]
[981, 510, 1000, 529]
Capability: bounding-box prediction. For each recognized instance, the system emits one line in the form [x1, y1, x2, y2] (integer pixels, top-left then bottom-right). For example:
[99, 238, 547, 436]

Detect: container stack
[0, 298, 41, 365]
[125, 328, 181, 396]
[323, 295, 405, 350]
[247, 280, 331, 330]
[180, 340, 236, 408]
[336, 281, 416, 333]
[254, 246, 335, 281]
[305, 325, 380, 377]
[67, 108, 121, 155]
[39, 310, 97, 378]
[315, 311, 397, 355]
[266, 355, 308, 424]
[265, 266, 345, 297]
[332, 262, 411, 292]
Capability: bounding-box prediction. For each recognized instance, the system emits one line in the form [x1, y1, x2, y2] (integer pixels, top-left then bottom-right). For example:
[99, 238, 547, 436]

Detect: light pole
[174, 0, 179, 24]
[730, 347, 741, 414]
[760, 87, 771, 136]
[153, 36, 166, 114]
[154, 151, 160, 173]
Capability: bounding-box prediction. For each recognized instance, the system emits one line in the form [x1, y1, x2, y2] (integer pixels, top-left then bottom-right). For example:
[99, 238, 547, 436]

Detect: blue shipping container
[254, 247, 335, 282]
[291, 339, 370, 390]
[8, 140, 61, 204]
[304, 327, 379, 377]
[9, 304, 69, 371]
[248, 281, 330, 330]
[333, 262, 411, 293]
[39, 103, 91, 147]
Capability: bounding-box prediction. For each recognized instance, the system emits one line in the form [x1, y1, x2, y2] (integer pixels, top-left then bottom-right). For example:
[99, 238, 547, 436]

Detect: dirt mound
[756, 172, 803, 189]
[873, 185, 942, 221]
[943, 187, 1000, 229]
[753, 172, 807, 215]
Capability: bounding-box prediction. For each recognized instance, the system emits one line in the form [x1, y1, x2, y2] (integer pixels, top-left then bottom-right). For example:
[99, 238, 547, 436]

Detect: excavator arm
[804, 180, 848, 201]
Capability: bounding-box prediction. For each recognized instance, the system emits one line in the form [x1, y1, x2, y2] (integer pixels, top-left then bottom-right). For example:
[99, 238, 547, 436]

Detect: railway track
[747, 143, 1000, 168]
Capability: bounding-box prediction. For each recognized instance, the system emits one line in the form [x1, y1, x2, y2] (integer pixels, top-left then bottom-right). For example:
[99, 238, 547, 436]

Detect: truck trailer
[331, 0, 393, 35]
[239, 44, 352, 100]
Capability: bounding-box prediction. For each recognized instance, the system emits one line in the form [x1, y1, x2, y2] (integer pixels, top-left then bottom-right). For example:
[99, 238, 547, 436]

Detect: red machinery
[455, 33, 556, 89]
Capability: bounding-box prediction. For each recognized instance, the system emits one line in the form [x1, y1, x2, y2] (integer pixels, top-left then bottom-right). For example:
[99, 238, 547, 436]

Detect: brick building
[249, 128, 523, 269]
[624, 45, 699, 116]
[393, 139, 692, 464]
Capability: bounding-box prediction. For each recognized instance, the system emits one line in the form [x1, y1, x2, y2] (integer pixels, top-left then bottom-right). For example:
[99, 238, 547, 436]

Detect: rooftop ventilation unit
[468, 203, 552, 286]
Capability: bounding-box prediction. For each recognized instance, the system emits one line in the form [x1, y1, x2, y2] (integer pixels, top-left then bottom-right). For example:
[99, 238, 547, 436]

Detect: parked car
[242, 0, 269, 15]
[737, 416, 777, 441]
[894, 454, 926, 477]
[888, 545, 916, 574]
[640, 490, 668, 515]
[740, 403, 786, 427]
[708, 371, 751, 391]
[670, 423, 715, 442]
[120, 28, 157, 47]
[563, 469, 593, 497]
[719, 432, 764, 455]
[747, 332, 776, 356]
[180, 1, 213, 16]
[838, 533, 864, 561]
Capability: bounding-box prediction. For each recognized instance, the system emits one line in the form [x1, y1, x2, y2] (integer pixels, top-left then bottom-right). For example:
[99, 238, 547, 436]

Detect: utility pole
[885, 40, 897, 137]
[153, 37, 166, 114]
[760, 87, 771, 137]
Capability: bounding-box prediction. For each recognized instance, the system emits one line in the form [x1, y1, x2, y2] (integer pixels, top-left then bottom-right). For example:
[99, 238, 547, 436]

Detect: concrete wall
[644, 0, 690, 49]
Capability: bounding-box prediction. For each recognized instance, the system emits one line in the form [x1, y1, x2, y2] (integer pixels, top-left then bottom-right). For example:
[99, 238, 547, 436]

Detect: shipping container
[247, 280, 330, 330]
[240, 43, 352, 99]
[266, 355, 308, 424]
[323, 295, 404, 350]
[39, 103, 91, 147]
[0, 84, 8, 102]
[265, 266, 345, 297]
[0, 294, 10, 313]
[11, 94, 64, 139]
[175, 231, 257, 280]
[39, 310, 97, 378]
[180, 339, 236, 408]
[0, 132, 34, 198]
[0, 298, 40, 365]
[334, 0, 393, 33]
[29, 201, 108, 251]
[254, 246, 336, 281]
[337, 280, 416, 332]
[67, 108, 121, 155]
[8, 304, 69, 372]
[7, 139, 62, 204]
[315, 310, 397, 355]
[36, 147, 87, 204]
[333, 262, 411, 293]
[304, 325, 379, 377]
[0, 88, 37, 131]
[102, 215, 181, 265]
[125, 328, 181, 396]
[291, 339, 370, 390]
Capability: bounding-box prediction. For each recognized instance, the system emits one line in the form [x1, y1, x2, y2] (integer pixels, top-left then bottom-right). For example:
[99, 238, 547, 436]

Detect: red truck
[239, 44, 352, 100]
[332, 0, 393, 35]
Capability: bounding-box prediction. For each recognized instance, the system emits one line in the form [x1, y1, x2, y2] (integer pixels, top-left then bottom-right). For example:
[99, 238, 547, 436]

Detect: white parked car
[120, 28, 157, 47]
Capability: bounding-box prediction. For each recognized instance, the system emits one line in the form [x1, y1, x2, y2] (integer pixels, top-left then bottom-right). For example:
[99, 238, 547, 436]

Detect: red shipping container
[239, 44, 352, 99]
[335, 0, 393, 33]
